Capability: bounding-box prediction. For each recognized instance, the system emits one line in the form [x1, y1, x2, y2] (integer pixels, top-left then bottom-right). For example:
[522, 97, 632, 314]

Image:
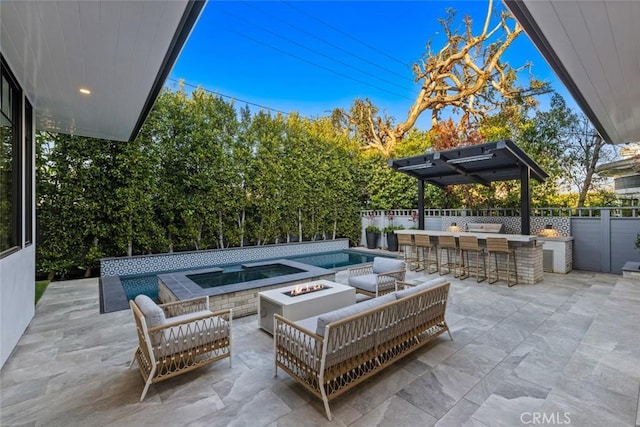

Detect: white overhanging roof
[0, 1, 205, 142]
[505, 0, 640, 145]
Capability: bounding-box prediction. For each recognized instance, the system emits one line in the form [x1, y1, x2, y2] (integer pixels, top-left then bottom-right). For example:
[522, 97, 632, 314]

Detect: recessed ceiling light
[79, 88, 91, 95]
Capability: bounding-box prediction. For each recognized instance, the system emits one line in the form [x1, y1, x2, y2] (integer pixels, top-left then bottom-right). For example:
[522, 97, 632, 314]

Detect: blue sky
[170, 1, 573, 130]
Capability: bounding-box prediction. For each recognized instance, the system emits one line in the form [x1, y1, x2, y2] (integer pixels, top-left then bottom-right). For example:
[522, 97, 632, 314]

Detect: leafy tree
[561, 113, 615, 207]
[332, 0, 548, 157]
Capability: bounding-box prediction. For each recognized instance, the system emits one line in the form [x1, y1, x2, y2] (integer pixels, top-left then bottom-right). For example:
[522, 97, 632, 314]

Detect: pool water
[119, 249, 385, 301]
[189, 264, 305, 289]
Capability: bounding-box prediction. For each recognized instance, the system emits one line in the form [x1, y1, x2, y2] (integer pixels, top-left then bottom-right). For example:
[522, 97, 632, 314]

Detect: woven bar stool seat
[486, 237, 518, 287]
[457, 235, 486, 282]
[415, 234, 439, 274]
[397, 233, 417, 270]
[438, 235, 459, 276]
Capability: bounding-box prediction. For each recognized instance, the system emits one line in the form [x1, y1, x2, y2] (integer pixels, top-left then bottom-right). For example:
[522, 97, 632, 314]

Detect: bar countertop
[394, 229, 538, 243]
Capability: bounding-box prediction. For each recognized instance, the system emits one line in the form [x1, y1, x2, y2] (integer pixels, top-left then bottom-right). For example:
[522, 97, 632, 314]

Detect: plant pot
[386, 232, 398, 252]
[366, 231, 379, 249]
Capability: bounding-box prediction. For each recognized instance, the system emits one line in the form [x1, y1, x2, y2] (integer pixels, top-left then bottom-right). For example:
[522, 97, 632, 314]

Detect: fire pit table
[258, 280, 356, 334]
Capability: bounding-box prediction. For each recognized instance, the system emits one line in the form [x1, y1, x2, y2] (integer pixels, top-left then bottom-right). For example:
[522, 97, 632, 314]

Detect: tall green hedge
[36, 86, 362, 277]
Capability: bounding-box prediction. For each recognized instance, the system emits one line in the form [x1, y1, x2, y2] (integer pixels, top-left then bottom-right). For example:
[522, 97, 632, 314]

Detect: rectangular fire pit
[258, 280, 355, 334]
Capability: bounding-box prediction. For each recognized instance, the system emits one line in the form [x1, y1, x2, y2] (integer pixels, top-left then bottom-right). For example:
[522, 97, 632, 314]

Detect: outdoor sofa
[273, 278, 451, 420]
[129, 295, 232, 401]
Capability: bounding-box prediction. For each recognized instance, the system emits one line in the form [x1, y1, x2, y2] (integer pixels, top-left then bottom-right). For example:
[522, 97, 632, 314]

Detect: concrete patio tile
[562, 344, 640, 397]
[471, 394, 545, 427]
[442, 343, 507, 379]
[350, 395, 437, 427]
[539, 388, 631, 427]
[464, 357, 550, 407]
[433, 397, 479, 427]
[513, 335, 581, 390]
[416, 339, 459, 368]
[397, 364, 480, 419]
[346, 365, 418, 414]
[2, 270, 639, 426]
[172, 389, 285, 427]
[554, 376, 637, 425]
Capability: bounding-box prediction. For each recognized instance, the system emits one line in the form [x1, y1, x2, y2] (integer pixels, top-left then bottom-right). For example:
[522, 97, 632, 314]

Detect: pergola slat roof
[388, 139, 548, 235]
[388, 139, 548, 187]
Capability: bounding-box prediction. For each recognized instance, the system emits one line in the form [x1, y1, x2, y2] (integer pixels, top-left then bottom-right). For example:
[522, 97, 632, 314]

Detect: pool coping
[158, 259, 334, 301]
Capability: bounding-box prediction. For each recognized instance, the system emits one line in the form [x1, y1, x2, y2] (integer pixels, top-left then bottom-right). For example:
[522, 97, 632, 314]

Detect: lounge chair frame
[129, 296, 232, 401]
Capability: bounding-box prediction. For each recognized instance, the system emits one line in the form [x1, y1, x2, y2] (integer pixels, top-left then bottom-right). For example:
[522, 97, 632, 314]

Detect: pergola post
[418, 179, 425, 230]
[521, 166, 531, 235]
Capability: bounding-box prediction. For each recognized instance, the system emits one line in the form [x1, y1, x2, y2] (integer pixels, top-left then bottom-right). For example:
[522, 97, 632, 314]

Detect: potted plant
[365, 225, 380, 249]
[383, 225, 404, 252]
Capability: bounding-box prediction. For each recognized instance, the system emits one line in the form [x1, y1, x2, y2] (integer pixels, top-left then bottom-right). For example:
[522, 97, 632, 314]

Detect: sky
[170, 1, 575, 130]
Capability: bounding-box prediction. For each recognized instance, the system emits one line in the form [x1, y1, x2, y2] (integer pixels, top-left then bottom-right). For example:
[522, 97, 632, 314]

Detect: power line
[216, 6, 414, 99]
[166, 78, 292, 116]
[281, 1, 411, 68]
[240, 0, 414, 83]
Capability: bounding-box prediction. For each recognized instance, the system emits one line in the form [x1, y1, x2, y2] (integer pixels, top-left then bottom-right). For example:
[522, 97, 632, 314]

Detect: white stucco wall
[0, 245, 35, 368]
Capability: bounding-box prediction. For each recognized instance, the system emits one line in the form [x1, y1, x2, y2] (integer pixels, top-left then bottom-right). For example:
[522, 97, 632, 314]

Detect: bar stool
[438, 235, 459, 276]
[397, 233, 417, 270]
[457, 235, 486, 282]
[486, 237, 518, 287]
[414, 234, 439, 273]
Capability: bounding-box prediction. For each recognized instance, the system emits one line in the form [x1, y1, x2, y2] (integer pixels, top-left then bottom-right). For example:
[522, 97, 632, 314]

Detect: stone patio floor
[1, 268, 640, 426]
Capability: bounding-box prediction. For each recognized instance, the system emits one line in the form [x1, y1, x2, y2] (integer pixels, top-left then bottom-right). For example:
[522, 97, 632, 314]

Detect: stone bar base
[494, 242, 544, 285]
[396, 230, 544, 285]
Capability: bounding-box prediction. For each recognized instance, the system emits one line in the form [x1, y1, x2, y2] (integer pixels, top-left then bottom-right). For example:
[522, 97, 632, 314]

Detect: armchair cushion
[134, 295, 166, 328]
[372, 257, 405, 274]
[348, 274, 379, 293]
[167, 310, 214, 325]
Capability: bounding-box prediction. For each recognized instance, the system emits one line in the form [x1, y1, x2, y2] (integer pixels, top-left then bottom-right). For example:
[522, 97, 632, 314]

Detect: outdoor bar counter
[395, 229, 543, 284]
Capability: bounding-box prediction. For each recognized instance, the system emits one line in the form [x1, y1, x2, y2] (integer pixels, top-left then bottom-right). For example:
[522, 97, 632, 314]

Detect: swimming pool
[188, 264, 306, 289]
[99, 249, 392, 313]
[118, 249, 382, 299]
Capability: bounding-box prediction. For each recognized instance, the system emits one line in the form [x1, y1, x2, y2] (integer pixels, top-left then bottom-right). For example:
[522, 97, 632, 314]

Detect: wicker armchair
[129, 295, 232, 401]
[347, 257, 406, 297]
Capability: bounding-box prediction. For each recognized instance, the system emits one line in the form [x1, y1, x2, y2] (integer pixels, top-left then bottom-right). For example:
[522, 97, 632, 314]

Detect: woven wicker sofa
[129, 295, 232, 401]
[273, 278, 451, 420]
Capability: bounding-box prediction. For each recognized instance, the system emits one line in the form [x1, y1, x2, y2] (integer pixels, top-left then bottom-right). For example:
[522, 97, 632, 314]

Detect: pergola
[388, 139, 548, 235]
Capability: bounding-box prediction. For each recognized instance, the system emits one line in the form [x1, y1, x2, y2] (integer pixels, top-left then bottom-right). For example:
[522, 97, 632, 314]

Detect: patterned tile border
[440, 216, 570, 236]
[100, 239, 349, 277]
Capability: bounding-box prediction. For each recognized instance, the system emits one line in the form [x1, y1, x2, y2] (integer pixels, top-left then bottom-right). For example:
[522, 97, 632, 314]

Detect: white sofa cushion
[395, 278, 447, 299]
[315, 293, 395, 337]
[135, 295, 166, 328]
[372, 257, 405, 274]
[294, 315, 320, 334]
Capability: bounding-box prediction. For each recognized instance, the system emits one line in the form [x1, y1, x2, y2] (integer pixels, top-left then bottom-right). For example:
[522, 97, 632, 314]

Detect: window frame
[24, 99, 33, 246]
[1, 55, 23, 258]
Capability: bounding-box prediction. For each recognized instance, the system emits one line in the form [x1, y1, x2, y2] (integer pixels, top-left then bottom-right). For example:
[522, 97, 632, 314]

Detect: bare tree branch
[333, 0, 550, 157]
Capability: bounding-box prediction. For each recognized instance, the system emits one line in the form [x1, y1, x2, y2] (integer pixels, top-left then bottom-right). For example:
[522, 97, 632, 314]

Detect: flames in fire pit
[284, 283, 329, 297]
